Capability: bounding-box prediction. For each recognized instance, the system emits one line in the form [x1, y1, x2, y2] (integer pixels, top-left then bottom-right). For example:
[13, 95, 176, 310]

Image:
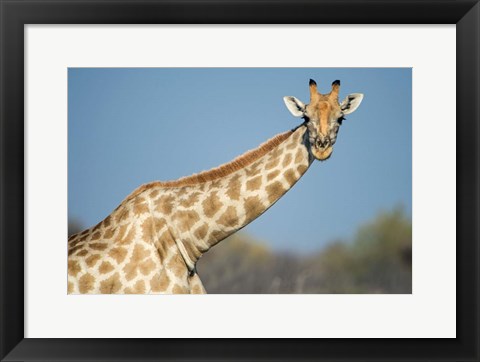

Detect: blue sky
[68, 68, 411, 252]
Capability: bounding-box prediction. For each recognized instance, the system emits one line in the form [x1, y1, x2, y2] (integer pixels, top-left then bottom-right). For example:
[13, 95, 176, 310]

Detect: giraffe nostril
[315, 136, 332, 149]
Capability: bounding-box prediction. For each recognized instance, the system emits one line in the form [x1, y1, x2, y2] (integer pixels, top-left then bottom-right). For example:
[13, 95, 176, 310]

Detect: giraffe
[67, 79, 363, 294]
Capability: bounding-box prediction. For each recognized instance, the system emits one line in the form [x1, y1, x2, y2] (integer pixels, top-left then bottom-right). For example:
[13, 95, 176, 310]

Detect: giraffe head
[283, 79, 363, 161]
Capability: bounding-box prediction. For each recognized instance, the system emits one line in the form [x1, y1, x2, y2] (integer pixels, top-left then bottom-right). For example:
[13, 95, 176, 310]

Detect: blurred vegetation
[198, 206, 412, 293]
[68, 206, 412, 294]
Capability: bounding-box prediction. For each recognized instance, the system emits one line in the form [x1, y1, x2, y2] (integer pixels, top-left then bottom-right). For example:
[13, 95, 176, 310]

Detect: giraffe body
[68, 79, 363, 294]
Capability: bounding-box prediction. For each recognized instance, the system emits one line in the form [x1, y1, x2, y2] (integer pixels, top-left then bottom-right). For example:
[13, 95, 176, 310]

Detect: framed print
[1, 0, 479, 361]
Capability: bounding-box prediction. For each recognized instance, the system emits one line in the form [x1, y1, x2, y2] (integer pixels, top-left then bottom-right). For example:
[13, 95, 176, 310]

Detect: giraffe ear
[283, 96, 306, 117]
[340, 93, 364, 115]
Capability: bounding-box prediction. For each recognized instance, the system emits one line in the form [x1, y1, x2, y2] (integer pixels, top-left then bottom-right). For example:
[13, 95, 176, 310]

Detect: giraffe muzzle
[312, 135, 333, 161]
[315, 135, 331, 149]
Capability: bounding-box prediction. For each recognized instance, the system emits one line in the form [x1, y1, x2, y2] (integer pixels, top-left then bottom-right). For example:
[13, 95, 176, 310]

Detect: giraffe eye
[337, 116, 346, 125]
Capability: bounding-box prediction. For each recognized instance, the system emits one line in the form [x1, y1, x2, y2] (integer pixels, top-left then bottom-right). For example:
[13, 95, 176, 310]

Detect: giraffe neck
[152, 125, 313, 270]
[67, 125, 314, 294]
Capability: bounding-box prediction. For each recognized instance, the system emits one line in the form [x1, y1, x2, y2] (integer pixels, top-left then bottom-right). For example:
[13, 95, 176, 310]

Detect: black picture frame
[1, 1, 478, 361]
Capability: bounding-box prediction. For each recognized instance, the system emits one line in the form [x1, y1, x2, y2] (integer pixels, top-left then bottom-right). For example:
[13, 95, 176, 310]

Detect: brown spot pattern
[226, 175, 242, 201]
[139, 259, 156, 275]
[211, 179, 223, 189]
[109, 247, 128, 264]
[75, 249, 89, 257]
[282, 153, 293, 167]
[123, 244, 151, 281]
[292, 128, 302, 142]
[267, 170, 280, 181]
[154, 218, 167, 233]
[182, 239, 202, 260]
[295, 148, 304, 164]
[125, 280, 146, 294]
[68, 260, 81, 277]
[175, 210, 201, 233]
[115, 224, 128, 242]
[85, 254, 101, 267]
[246, 176, 262, 191]
[297, 164, 308, 175]
[266, 181, 286, 204]
[210, 230, 228, 243]
[244, 196, 265, 223]
[103, 215, 112, 228]
[217, 206, 238, 227]
[69, 236, 84, 247]
[133, 201, 149, 216]
[99, 261, 114, 274]
[265, 157, 280, 170]
[270, 145, 284, 159]
[103, 227, 115, 239]
[78, 273, 95, 293]
[100, 272, 122, 294]
[167, 254, 187, 278]
[191, 284, 204, 294]
[115, 209, 130, 224]
[155, 230, 175, 261]
[287, 131, 301, 150]
[118, 226, 136, 245]
[246, 161, 262, 176]
[68, 244, 83, 256]
[150, 273, 170, 292]
[179, 192, 201, 208]
[202, 192, 223, 218]
[194, 224, 208, 240]
[284, 169, 297, 186]
[172, 284, 189, 294]
[155, 194, 175, 215]
[188, 273, 206, 294]
[141, 218, 155, 241]
[90, 242, 108, 251]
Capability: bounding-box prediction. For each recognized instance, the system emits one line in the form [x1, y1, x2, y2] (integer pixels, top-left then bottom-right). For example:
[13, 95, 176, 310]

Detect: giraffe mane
[124, 130, 294, 201]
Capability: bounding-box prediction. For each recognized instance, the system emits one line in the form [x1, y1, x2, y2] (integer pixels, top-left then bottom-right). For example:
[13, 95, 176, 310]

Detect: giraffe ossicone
[68, 79, 364, 294]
